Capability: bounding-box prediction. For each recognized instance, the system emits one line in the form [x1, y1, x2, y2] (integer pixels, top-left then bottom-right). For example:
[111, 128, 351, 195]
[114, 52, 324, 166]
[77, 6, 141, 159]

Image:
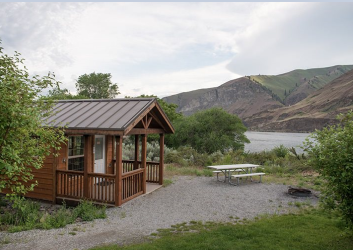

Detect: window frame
[67, 135, 85, 172]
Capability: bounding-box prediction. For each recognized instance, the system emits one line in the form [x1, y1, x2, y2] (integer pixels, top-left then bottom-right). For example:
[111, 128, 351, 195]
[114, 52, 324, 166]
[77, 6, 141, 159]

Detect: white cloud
[119, 60, 241, 98]
[227, 2, 353, 75]
[0, 2, 352, 98]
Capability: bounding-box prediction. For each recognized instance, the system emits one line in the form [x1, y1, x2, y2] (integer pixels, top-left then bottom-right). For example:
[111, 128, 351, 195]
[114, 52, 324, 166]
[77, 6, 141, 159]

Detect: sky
[0, 2, 352, 98]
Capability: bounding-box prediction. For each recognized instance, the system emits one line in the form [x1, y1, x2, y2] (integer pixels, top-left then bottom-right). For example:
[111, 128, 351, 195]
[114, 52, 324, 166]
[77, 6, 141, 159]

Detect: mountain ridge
[244, 68, 353, 132]
[163, 65, 353, 132]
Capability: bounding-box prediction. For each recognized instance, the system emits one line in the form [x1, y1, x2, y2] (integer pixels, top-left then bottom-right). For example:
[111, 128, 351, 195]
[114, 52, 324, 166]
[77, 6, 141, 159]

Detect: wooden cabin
[23, 98, 174, 206]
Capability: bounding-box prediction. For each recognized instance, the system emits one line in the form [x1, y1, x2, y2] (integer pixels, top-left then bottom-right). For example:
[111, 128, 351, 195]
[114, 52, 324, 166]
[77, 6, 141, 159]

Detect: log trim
[159, 133, 164, 185]
[115, 135, 123, 206]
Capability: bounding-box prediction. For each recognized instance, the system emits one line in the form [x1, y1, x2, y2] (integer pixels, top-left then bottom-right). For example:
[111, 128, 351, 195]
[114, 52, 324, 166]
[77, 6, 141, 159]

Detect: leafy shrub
[166, 108, 249, 153]
[271, 145, 290, 158]
[72, 200, 106, 221]
[305, 111, 353, 227]
[40, 206, 74, 229]
[123, 140, 172, 162]
[0, 199, 106, 232]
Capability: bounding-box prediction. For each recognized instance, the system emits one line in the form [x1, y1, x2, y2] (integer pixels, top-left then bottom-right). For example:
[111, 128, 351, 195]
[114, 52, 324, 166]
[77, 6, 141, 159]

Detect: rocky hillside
[164, 77, 284, 119]
[244, 69, 353, 132]
[163, 65, 353, 120]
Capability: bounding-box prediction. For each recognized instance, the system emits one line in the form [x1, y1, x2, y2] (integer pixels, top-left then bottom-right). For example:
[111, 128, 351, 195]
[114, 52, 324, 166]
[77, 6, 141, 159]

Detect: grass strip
[92, 210, 353, 250]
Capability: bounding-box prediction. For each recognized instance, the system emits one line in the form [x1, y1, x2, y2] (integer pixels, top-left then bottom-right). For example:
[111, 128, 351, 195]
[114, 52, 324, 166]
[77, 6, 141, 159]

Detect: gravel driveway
[0, 176, 318, 250]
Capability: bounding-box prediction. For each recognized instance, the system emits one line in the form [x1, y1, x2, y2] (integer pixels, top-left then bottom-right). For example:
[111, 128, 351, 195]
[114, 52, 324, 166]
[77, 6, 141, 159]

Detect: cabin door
[94, 135, 106, 174]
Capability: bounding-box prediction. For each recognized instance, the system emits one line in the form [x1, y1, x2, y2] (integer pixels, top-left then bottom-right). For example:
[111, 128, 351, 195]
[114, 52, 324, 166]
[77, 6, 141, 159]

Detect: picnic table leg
[228, 171, 238, 186]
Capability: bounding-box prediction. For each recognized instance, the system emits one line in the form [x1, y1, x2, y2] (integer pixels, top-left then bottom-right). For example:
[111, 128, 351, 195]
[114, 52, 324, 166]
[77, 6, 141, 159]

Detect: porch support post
[115, 135, 123, 206]
[159, 133, 164, 185]
[134, 134, 139, 169]
[141, 134, 147, 194]
[52, 147, 58, 204]
[83, 135, 93, 199]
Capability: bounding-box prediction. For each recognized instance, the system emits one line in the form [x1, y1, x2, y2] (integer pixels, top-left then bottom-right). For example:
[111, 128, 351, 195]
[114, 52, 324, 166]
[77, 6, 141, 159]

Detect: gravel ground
[0, 176, 318, 250]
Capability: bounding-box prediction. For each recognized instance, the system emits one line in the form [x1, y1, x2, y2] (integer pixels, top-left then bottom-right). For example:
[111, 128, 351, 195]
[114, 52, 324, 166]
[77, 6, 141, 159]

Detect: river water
[244, 131, 311, 153]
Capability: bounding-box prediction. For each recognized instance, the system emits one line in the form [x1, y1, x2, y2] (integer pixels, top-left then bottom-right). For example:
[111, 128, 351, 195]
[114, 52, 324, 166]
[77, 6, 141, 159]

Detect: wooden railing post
[83, 135, 92, 199]
[159, 133, 164, 185]
[134, 135, 139, 170]
[142, 134, 147, 194]
[115, 135, 123, 206]
[53, 147, 58, 204]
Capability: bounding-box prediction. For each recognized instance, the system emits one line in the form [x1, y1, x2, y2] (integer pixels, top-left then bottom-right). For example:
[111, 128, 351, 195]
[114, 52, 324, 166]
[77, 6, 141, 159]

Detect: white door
[94, 135, 106, 174]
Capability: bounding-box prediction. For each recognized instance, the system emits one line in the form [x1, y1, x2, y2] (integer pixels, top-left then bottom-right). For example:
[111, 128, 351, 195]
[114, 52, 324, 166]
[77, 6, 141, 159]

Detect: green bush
[41, 206, 74, 229]
[271, 144, 290, 158]
[123, 139, 172, 162]
[0, 198, 106, 232]
[305, 111, 353, 227]
[166, 108, 249, 154]
[72, 200, 106, 221]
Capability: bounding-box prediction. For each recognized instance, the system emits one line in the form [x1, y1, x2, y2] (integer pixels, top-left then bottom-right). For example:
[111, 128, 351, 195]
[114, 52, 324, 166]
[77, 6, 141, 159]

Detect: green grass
[164, 164, 213, 178]
[91, 210, 353, 250]
[251, 65, 353, 101]
[162, 178, 173, 187]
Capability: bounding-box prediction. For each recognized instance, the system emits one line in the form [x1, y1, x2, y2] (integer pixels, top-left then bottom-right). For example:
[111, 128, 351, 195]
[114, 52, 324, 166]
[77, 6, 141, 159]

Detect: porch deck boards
[146, 183, 163, 194]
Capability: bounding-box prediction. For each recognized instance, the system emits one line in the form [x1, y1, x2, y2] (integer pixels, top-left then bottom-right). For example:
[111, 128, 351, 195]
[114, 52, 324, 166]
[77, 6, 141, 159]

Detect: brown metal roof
[44, 98, 173, 134]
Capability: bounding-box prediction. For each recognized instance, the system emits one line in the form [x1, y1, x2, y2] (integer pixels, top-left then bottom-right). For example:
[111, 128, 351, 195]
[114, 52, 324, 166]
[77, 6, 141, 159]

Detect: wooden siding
[57, 142, 68, 170]
[25, 149, 55, 202]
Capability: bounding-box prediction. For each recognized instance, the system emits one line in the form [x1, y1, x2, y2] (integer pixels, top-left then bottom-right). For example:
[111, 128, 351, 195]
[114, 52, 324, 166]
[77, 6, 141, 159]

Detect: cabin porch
[56, 160, 162, 206]
[55, 132, 165, 206]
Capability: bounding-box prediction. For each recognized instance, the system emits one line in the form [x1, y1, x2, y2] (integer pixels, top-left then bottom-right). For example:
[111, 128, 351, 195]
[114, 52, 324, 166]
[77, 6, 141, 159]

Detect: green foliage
[251, 65, 353, 101]
[123, 140, 172, 162]
[72, 200, 106, 221]
[0, 199, 106, 232]
[76, 72, 120, 99]
[92, 210, 353, 250]
[45, 86, 87, 100]
[271, 144, 290, 158]
[304, 111, 353, 227]
[167, 108, 249, 154]
[0, 42, 66, 199]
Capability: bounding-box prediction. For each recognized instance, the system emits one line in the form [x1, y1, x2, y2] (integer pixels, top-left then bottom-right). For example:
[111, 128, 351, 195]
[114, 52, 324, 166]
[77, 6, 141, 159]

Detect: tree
[76, 72, 120, 99]
[304, 111, 353, 227]
[45, 86, 87, 100]
[0, 42, 66, 200]
[166, 108, 249, 154]
[131, 94, 182, 123]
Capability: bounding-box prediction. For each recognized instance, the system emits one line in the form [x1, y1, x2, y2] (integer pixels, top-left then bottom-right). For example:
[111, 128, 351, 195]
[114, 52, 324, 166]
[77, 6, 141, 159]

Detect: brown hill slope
[244, 69, 353, 132]
[163, 77, 283, 118]
[164, 65, 353, 121]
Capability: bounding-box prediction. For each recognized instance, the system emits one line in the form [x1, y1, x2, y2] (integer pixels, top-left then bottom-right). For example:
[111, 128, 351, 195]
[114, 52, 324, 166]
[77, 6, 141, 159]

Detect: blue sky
[0, 2, 352, 98]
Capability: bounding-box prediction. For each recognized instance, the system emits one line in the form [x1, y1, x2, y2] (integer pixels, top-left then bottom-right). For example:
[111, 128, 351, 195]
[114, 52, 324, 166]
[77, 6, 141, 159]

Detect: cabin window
[68, 136, 84, 171]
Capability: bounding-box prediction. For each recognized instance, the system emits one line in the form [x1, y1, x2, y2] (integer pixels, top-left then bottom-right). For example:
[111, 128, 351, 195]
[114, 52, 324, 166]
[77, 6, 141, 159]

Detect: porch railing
[122, 160, 160, 183]
[88, 172, 115, 204]
[56, 170, 84, 199]
[121, 168, 144, 203]
[56, 160, 161, 205]
[146, 162, 159, 183]
[56, 170, 116, 205]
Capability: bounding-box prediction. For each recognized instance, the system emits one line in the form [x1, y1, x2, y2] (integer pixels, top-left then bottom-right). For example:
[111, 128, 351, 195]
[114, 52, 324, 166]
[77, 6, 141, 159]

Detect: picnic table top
[207, 164, 260, 170]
